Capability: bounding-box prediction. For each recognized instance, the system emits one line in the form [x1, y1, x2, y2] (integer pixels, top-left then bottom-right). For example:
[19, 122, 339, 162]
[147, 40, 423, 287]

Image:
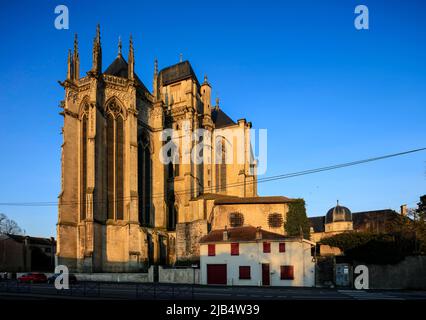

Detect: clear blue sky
[0, 0, 425, 237]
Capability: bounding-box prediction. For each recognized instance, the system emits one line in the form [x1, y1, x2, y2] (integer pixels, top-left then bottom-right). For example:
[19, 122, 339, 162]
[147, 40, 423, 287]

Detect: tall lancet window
[138, 134, 152, 226]
[80, 113, 88, 221]
[115, 116, 124, 220]
[106, 99, 125, 221]
[106, 114, 114, 220]
[216, 138, 227, 193]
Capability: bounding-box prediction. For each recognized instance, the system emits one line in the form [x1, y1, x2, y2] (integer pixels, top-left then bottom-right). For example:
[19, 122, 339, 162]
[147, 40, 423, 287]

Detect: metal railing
[0, 280, 195, 300]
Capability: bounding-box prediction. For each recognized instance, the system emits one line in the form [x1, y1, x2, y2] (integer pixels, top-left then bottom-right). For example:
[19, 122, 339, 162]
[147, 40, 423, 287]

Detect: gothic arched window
[80, 114, 88, 221]
[106, 99, 125, 221]
[216, 138, 227, 193]
[167, 197, 177, 231]
[115, 116, 124, 220]
[138, 134, 152, 226]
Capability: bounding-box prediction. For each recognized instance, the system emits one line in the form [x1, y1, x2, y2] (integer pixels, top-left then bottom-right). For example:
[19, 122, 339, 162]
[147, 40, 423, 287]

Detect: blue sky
[0, 0, 425, 237]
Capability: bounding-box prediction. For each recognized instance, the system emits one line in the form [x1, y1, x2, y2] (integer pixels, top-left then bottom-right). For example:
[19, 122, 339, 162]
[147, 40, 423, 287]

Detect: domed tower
[324, 200, 353, 233]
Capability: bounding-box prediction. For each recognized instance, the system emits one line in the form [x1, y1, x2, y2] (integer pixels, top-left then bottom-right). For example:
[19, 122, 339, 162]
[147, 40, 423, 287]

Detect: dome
[325, 201, 352, 224]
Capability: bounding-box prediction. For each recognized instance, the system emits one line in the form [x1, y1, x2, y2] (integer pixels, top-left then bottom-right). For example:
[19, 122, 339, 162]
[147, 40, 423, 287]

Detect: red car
[17, 273, 47, 284]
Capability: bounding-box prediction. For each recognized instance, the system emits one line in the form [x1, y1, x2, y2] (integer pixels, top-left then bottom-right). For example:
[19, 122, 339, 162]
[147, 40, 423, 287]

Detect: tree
[416, 195, 426, 219]
[0, 212, 24, 235]
[320, 231, 415, 264]
[284, 199, 311, 239]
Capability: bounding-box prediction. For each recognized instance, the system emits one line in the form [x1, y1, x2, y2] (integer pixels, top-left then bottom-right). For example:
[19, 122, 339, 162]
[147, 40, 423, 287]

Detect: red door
[262, 264, 270, 286]
[207, 264, 227, 285]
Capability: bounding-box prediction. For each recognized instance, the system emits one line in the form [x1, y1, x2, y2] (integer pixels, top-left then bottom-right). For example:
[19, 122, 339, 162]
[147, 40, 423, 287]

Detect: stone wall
[175, 219, 208, 264]
[158, 266, 200, 284]
[355, 255, 426, 289]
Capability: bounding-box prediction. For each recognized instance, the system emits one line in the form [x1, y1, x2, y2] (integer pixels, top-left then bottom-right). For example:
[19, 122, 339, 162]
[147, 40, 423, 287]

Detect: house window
[208, 244, 216, 256]
[280, 266, 294, 280]
[239, 266, 251, 279]
[279, 242, 286, 253]
[263, 242, 271, 253]
[229, 212, 244, 228]
[231, 243, 239, 256]
[268, 213, 283, 228]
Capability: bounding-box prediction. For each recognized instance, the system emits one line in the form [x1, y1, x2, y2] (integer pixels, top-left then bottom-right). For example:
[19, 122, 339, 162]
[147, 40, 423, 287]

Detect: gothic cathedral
[57, 26, 257, 272]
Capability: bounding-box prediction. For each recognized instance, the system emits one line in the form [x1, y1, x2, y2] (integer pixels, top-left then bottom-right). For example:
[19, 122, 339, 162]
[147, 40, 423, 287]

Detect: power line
[0, 147, 425, 207]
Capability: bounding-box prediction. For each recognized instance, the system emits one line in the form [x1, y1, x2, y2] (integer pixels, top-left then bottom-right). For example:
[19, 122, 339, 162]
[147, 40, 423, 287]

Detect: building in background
[309, 201, 401, 242]
[199, 226, 315, 286]
[0, 234, 56, 272]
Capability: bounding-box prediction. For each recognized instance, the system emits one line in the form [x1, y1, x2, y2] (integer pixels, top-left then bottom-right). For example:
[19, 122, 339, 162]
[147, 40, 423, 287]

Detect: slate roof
[352, 209, 399, 229]
[103, 55, 149, 92]
[211, 107, 236, 128]
[159, 61, 199, 86]
[309, 216, 326, 233]
[199, 226, 289, 243]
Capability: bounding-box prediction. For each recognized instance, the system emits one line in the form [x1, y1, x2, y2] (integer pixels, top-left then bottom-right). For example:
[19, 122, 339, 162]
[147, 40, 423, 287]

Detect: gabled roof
[159, 60, 199, 86]
[211, 107, 236, 128]
[200, 226, 290, 243]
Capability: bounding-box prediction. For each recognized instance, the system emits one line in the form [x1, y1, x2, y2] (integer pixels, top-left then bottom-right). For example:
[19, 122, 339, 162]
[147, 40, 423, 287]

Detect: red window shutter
[208, 244, 216, 256]
[263, 242, 271, 253]
[279, 242, 286, 253]
[231, 243, 239, 256]
[280, 265, 294, 280]
[239, 266, 251, 279]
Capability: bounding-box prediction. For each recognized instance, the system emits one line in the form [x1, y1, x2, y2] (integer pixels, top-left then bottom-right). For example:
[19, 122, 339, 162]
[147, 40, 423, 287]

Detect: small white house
[199, 226, 315, 287]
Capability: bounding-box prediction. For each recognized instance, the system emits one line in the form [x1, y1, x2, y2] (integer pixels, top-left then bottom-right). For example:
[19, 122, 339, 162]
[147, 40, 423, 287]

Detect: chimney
[223, 226, 229, 241]
[255, 226, 262, 240]
[400, 204, 407, 216]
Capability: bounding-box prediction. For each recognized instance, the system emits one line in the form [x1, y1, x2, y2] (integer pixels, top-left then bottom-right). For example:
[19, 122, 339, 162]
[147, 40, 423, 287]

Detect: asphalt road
[1, 280, 426, 300]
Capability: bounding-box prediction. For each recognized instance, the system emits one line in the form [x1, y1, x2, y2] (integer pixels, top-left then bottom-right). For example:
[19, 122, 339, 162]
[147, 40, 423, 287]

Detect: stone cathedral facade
[56, 26, 263, 272]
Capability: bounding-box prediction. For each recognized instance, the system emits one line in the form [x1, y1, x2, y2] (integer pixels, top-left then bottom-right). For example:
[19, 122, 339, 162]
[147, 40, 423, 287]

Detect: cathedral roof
[103, 55, 149, 91]
[211, 106, 236, 128]
[159, 60, 200, 86]
[104, 55, 129, 78]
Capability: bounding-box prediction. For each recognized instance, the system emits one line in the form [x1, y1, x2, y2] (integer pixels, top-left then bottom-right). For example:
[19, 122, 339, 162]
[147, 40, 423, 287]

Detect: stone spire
[118, 36, 122, 57]
[91, 24, 102, 74]
[153, 58, 158, 99]
[128, 34, 134, 81]
[66, 49, 73, 80]
[72, 33, 80, 81]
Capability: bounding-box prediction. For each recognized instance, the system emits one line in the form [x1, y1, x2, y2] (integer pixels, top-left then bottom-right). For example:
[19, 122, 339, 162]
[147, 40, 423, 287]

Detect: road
[0, 280, 426, 300]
